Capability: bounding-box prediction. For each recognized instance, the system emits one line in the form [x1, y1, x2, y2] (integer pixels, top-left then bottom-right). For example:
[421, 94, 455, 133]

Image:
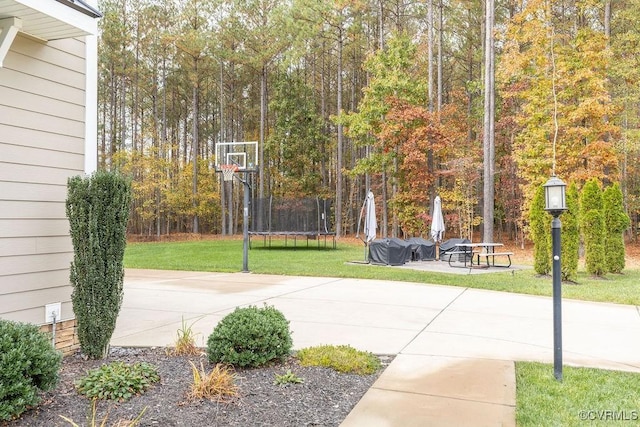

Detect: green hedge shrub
[603, 183, 630, 273]
[561, 183, 580, 282]
[66, 171, 132, 359]
[530, 185, 551, 275]
[207, 305, 292, 368]
[0, 320, 62, 421]
[580, 179, 606, 276]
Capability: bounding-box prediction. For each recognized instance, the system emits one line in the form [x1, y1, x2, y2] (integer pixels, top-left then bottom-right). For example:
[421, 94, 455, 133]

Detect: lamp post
[543, 175, 567, 381]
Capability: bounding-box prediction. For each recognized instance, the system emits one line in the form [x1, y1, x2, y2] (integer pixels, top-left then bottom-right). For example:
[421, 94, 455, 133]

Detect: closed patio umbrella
[430, 195, 445, 243]
[363, 191, 377, 243]
[357, 191, 377, 261]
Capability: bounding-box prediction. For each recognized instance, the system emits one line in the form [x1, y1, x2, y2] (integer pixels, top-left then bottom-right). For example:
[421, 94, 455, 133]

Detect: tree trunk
[192, 58, 200, 234]
[427, 0, 436, 212]
[336, 27, 344, 238]
[482, 0, 495, 243]
[259, 65, 267, 201]
[604, 0, 611, 39]
[382, 169, 388, 237]
[428, 0, 434, 113]
[437, 0, 443, 111]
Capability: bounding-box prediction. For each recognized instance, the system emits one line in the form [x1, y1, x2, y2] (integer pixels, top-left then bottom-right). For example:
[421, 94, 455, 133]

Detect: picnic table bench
[450, 243, 513, 268]
[475, 250, 513, 268]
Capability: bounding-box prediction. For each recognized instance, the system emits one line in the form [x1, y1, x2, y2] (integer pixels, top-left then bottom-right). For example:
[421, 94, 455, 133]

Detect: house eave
[0, 0, 100, 42]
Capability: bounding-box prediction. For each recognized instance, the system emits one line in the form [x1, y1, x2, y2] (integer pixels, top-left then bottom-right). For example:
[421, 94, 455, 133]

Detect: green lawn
[516, 362, 640, 426]
[125, 238, 640, 305]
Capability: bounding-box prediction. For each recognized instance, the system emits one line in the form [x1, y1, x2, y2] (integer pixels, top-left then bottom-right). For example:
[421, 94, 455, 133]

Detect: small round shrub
[207, 305, 292, 368]
[0, 319, 62, 421]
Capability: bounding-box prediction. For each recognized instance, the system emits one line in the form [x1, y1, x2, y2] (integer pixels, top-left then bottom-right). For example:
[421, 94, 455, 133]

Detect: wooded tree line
[97, 0, 640, 242]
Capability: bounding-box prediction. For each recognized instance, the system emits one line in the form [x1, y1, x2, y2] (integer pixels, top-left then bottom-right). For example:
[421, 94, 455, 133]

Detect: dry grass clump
[187, 361, 239, 402]
[171, 317, 203, 356]
[59, 400, 147, 427]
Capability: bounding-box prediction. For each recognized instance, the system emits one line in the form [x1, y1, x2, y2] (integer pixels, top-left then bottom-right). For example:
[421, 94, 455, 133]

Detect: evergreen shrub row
[530, 179, 629, 279]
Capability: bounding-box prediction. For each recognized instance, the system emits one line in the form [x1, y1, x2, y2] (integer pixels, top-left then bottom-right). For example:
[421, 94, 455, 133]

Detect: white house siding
[0, 34, 86, 325]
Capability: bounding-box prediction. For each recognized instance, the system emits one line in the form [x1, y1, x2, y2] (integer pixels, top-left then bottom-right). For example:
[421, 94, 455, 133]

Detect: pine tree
[530, 185, 551, 275]
[579, 179, 606, 277]
[561, 183, 580, 282]
[603, 183, 630, 273]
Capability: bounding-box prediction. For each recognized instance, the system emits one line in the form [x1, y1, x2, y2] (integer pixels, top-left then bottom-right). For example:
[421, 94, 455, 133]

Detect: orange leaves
[378, 98, 450, 189]
[379, 98, 450, 152]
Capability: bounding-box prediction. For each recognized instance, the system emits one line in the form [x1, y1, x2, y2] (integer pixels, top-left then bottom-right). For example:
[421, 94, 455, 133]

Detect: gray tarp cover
[407, 237, 436, 261]
[368, 238, 413, 265]
[438, 238, 471, 262]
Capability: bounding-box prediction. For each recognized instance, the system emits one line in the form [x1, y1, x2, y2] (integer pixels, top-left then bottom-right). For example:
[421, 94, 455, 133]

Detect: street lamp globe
[543, 175, 567, 217]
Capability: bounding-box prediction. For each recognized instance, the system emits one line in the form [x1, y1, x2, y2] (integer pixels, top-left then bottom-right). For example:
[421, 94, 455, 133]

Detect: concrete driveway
[112, 269, 640, 426]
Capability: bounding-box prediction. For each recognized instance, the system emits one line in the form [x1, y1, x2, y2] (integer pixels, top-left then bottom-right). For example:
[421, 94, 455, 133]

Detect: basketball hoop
[220, 164, 238, 182]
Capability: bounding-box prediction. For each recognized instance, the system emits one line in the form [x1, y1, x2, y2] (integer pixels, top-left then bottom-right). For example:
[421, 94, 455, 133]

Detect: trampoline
[249, 197, 336, 249]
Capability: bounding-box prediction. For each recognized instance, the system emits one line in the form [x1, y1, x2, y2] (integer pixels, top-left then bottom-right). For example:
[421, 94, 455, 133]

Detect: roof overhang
[0, 0, 101, 42]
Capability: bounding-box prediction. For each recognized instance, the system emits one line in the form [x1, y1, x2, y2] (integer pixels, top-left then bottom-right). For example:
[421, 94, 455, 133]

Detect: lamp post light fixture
[544, 175, 567, 216]
[543, 175, 567, 381]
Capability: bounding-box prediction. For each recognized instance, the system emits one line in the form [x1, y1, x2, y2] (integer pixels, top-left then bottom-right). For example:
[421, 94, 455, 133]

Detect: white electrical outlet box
[45, 302, 61, 323]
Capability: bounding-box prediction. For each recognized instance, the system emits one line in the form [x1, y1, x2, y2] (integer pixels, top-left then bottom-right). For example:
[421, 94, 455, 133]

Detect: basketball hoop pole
[216, 142, 256, 273]
[229, 169, 251, 274]
[241, 171, 249, 273]
[228, 162, 250, 273]
[218, 167, 251, 273]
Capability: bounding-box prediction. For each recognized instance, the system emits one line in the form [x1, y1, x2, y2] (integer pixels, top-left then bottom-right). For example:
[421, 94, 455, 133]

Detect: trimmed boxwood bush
[0, 320, 62, 421]
[207, 305, 292, 368]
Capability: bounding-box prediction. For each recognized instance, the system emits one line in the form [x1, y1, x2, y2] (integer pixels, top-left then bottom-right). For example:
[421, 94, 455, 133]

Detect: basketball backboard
[214, 141, 258, 171]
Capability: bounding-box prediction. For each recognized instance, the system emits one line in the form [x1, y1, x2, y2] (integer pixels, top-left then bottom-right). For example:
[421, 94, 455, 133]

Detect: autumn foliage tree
[377, 99, 454, 236]
[340, 34, 428, 236]
[499, 0, 620, 219]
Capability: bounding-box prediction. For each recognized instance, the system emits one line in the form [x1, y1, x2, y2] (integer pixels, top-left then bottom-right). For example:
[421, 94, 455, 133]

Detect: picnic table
[448, 242, 513, 268]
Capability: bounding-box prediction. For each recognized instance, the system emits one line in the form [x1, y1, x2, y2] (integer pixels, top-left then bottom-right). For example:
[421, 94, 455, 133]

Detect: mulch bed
[5, 347, 392, 427]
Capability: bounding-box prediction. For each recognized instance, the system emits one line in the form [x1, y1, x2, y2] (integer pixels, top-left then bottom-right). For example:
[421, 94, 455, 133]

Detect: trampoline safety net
[251, 197, 333, 234]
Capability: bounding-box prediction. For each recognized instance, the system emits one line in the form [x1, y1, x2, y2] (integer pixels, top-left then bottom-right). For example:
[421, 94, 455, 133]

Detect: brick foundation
[40, 319, 80, 356]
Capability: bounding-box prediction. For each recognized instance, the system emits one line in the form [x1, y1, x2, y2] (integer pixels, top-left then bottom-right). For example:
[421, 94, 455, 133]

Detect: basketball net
[220, 164, 238, 182]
